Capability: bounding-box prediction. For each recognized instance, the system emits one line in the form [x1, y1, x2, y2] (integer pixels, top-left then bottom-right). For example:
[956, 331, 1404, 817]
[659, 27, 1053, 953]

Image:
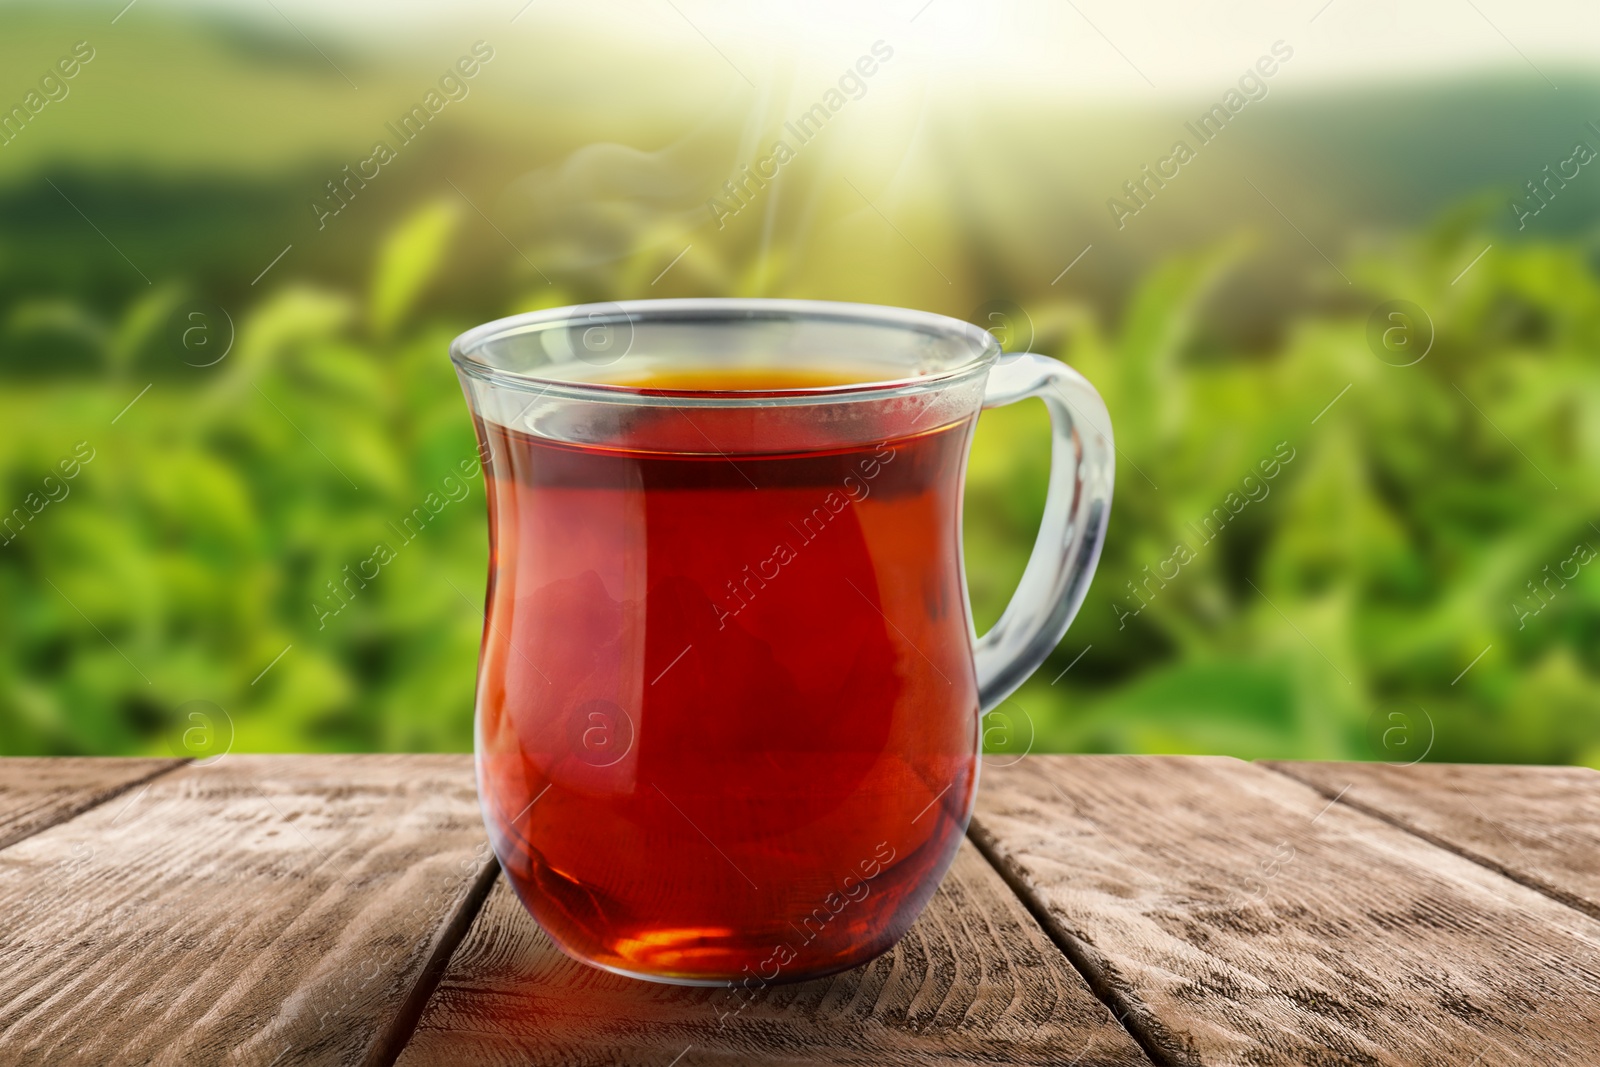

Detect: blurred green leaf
[370, 199, 460, 338]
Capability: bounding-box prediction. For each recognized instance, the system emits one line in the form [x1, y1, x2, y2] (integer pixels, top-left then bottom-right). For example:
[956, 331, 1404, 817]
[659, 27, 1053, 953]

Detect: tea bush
[3, 197, 1596, 767]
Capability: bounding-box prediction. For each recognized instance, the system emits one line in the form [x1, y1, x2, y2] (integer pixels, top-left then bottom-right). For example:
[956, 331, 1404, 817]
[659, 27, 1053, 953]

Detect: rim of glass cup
[449, 298, 1003, 406]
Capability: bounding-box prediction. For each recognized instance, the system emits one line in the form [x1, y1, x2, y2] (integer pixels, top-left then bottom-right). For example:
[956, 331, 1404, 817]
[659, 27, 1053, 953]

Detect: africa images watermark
[1, 441, 97, 546]
[712, 443, 896, 630]
[311, 444, 491, 629]
[311, 41, 496, 229]
[714, 839, 898, 1026]
[706, 40, 896, 230]
[1512, 533, 1598, 630]
[1113, 440, 1297, 628]
[1106, 40, 1294, 230]
[1508, 119, 1600, 230]
[0, 40, 97, 148]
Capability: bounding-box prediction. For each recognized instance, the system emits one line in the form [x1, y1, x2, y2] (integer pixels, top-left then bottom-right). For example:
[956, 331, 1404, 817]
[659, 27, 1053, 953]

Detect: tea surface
[568, 363, 908, 391]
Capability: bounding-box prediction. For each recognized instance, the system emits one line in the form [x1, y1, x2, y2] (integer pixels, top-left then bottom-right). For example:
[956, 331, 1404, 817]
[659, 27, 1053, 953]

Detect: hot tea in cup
[453, 300, 1112, 984]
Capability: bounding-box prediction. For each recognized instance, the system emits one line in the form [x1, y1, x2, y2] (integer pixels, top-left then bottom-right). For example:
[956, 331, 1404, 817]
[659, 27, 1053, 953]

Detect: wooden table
[1, 755, 1596, 1066]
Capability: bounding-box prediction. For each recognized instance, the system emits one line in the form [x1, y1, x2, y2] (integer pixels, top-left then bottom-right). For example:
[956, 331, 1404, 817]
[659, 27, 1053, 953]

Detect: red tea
[473, 368, 981, 984]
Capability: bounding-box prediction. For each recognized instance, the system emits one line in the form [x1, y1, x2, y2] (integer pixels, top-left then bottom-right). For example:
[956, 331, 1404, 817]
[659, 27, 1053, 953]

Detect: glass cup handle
[970, 352, 1116, 712]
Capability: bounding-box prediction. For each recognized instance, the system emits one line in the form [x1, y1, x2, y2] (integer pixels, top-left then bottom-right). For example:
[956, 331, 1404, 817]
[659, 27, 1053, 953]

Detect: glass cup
[451, 298, 1113, 986]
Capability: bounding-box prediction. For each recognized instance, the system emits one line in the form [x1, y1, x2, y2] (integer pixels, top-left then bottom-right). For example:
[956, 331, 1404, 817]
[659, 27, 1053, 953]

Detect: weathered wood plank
[971, 755, 1600, 1066]
[0, 757, 183, 853]
[395, 840, 1154, 1066]
[1265, 760, 1600, 922]
[0, 754, 493, 1067]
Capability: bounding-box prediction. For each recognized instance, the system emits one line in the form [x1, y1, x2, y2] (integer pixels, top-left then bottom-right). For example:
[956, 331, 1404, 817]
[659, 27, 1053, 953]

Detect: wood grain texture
[971, 755, 1600, 1067]
[395, 841, 1154, 1067]
[0, 755, 493, 1067]
[1266, 760, 1600, 921]
[0, 757, 183, 853]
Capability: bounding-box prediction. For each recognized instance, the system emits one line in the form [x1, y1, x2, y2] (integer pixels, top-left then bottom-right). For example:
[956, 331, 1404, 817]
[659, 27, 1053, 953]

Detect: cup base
[524, 901, 906, 988]
[561, 941, 894, 988]
[584, 957, 739, 988]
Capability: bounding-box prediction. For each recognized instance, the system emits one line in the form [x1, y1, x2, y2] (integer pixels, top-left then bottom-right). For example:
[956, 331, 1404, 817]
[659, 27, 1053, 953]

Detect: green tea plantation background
[3, 2, 1598, 766]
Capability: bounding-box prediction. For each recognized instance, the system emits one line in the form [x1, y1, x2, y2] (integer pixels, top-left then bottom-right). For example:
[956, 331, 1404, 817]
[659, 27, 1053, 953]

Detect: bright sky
[148, 0, 1600, 96]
